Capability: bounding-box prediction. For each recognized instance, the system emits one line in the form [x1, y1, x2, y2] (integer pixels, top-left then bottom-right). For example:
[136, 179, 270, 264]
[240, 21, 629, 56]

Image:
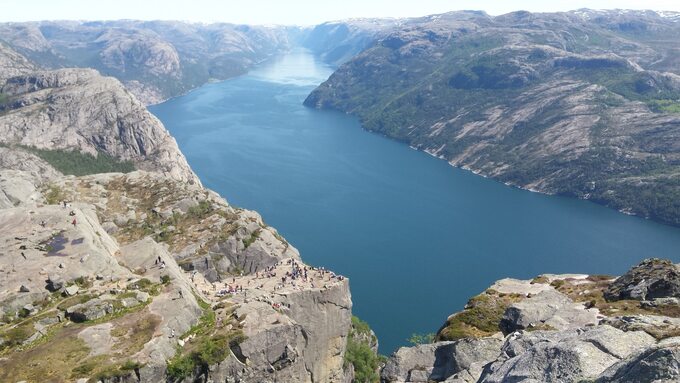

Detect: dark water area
[150, 49, 680, 353]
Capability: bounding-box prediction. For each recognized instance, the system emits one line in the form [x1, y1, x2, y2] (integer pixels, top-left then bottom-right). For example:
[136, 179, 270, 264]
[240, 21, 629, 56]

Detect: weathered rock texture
[604, 258, 680, 301]
[383, 258, 680, 383]
[0, 68, 199, 185]
[0, 42, 36, 83]
[0, 169, 353, 382]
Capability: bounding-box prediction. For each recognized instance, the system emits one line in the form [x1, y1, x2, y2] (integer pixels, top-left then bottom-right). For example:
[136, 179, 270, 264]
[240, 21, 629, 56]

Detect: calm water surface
[150, 49, 680, 353]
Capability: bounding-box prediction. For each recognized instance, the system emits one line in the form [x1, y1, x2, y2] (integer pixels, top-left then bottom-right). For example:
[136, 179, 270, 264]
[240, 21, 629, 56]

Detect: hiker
[178, 289, 184, 299]
[71, 218, 77, 227]
[39, 220, 46, 228]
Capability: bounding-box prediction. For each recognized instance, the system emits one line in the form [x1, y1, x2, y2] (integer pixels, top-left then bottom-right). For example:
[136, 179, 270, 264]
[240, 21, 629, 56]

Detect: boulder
[66, 298, 113, 322]
[19, 284, 29, 292]
[601, 315, 680, 341]
[499, 289, 598, 334]
[46, 275, 64, 292]
[381, 337, 503, 382]
[596, 338, 680, 382]
[65, 285, 79, 296]
[479, 326, 656, 383]
[604, 258, 680, 301]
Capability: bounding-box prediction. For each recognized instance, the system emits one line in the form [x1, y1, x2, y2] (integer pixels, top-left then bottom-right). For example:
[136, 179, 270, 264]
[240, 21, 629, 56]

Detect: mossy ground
[436, 290, 523, 341]
[0, 307, 156, 383]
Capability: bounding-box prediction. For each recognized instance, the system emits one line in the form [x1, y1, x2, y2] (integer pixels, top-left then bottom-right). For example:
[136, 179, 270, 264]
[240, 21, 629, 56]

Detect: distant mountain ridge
[305, 9, 680, 226]
[0, 20, 297, 103]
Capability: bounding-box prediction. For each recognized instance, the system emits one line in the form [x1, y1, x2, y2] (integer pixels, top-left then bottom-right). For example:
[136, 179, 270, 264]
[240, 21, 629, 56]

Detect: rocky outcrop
[596, 337, 680, 382]
[0, 42, 37, 83]
[0, 68, 200, 185]
[0, 168, 353, 382]
[480, 326, 656, 383]
[381, 337, 503, 382]
[384, 259, 680, 383]
[499, 289, 599, 333]
[604, 258, 680, 301]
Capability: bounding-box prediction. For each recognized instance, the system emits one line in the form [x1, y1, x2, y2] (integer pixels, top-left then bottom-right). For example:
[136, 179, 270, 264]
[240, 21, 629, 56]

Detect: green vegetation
[242, 229, 262, 249]
[407, 332, 435, 345]
[437, 290, 522, 341]
[187, 200, 213, 218]
[648, 99, 680, 114]
[344, 316, 383, 383]
[0, 143, 135, 176]
[166, 299, 246, 381]
[306, 22, 680, 228]
[44, 184, 66, 205]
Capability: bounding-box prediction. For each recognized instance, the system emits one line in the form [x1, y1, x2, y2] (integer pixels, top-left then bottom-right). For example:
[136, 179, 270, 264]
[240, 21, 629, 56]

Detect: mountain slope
[0, 68, 199, 184]
[305, 9, 680, 226]
[0, 21, 296, 104]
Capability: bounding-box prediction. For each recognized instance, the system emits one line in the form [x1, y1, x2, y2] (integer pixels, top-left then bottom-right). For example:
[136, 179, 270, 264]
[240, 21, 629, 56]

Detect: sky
[2, 0, 680, 25]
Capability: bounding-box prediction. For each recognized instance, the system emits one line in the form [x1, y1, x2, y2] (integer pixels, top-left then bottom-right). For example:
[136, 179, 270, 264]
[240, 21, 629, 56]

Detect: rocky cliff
[0, 68, 199, 185]
[305, 9, 680, 227]
[0, 63, 354, 382]
[381, 258, 680, 383]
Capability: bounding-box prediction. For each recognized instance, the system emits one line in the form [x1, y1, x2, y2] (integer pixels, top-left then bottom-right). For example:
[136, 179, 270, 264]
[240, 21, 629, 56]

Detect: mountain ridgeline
[0, 19, 393, 104]
[305, 9, 680, 226]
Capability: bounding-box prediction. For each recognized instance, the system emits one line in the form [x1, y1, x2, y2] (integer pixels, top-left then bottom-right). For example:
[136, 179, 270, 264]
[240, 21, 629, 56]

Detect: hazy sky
[2, 0, 680, 25]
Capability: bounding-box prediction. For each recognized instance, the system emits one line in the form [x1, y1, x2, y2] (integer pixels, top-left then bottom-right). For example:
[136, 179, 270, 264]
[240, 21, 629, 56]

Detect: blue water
[150, 49, 680, 354]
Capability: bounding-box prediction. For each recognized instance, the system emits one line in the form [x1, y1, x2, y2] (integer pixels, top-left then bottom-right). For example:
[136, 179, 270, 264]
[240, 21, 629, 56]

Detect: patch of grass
[112, 313, 161, 356]
[242, 229, 261, 249]
[437, 290, 523, 341]
[0, 322, 35, 351]
[0, 326, 90, 382]
[44, 184, 66, 205]
[57, 293, 96, 311]
[648, 99, 680, 114]
[553, 277, 680, 319]
[187, 200, 213, 219]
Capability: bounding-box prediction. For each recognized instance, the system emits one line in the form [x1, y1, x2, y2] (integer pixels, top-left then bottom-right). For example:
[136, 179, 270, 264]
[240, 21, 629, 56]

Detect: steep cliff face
[0, 52, 354, 380]
[305, 9, 680, 226]
[0, 68, 199, 185]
